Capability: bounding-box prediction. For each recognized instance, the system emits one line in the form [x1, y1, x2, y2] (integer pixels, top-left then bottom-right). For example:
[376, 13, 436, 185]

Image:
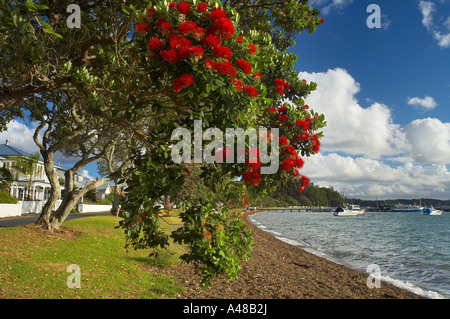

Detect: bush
[0, 190, 19, 204]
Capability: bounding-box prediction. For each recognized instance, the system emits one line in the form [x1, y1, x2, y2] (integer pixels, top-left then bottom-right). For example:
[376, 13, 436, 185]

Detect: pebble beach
[166, 210, 423, 299]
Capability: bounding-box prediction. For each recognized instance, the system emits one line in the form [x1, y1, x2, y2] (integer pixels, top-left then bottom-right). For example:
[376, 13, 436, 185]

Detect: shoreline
[168, 210, 423, 299]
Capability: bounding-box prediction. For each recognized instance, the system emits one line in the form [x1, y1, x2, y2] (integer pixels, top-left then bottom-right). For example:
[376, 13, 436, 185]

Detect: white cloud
[419, 1, 450, 48]
[405, 118, 450, 164]
[298, 68, 450, 199]
[407, 96, 438, 110]
[302, 153, 450, 200]
[0, 120, 41, 154]
[309, 0, 354, 15]
[299, 68, 406, 159]
[78, 169, 95, 182]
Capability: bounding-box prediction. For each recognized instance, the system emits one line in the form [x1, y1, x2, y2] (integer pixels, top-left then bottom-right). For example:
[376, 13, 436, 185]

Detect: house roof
[0, 144, 32, 158]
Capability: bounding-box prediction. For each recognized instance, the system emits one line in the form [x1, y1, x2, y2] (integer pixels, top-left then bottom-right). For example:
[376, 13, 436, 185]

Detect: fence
[0, 200, 63, 218]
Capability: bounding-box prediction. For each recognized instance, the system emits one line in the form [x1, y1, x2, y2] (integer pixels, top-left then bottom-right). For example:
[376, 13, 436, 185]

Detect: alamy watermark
[366, 264, 382, 289]
[66, 264, 81, 289]
[171, 120, 280, 175]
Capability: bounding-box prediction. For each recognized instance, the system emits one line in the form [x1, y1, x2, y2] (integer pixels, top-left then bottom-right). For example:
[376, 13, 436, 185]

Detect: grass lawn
[0, 214, 186, 299]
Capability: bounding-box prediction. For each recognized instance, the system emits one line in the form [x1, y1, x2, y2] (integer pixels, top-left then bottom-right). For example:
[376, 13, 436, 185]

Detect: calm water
[249, 210, 450, 299]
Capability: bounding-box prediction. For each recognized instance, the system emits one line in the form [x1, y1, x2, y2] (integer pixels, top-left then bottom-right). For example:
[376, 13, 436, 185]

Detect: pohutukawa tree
[117, 0, 325, 287]
[0, 0, 325, 287]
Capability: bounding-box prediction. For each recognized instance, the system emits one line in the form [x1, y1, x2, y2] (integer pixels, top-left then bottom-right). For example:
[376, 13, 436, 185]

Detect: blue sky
[1, 0, 450, 199]
[296, 0, 450, 199]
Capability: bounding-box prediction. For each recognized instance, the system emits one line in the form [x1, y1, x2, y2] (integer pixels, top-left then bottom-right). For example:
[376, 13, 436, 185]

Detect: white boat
[333, 206, 359, 216]
[349, 204, 366, 215]
[423, 206, 443, 216]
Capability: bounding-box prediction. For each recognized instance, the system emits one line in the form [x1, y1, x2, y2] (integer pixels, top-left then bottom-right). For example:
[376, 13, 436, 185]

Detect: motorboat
[333, 206, 359, 216]
[349, 204, 366, 215]
[423, 206, 443, 216]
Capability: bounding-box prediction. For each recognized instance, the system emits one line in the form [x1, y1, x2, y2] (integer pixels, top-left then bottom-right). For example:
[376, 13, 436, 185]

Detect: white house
[0, 140, 87, 201]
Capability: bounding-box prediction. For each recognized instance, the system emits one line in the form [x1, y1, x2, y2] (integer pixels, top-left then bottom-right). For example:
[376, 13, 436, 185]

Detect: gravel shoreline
[166, 210, 423, 299]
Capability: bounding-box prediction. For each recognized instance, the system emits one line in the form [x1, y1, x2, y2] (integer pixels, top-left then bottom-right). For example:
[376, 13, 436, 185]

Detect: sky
[1, 0, 449, 200]
[295, 0, 450, 199]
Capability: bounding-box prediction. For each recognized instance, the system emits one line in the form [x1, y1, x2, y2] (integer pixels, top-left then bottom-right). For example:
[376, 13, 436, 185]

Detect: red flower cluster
[298, 176, 310, 193]
[236, 59, 252, 74]
[274, 79, 291, 95]
[173, 74, 195, 92]
[177, 2, 190, 15]
[137, 3, 259, 97]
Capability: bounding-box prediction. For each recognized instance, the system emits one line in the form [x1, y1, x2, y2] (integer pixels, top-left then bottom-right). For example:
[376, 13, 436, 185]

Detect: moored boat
[423, 206, 443, 216]
[333, 207, 359, 216]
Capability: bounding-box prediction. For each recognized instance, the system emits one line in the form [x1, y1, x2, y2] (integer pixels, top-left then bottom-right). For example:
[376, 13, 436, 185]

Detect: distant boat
[423, 206, 443, 216]
[333, 206, 360, 216]
[391, 204, 424, 213]
[349, 204, 366, 215]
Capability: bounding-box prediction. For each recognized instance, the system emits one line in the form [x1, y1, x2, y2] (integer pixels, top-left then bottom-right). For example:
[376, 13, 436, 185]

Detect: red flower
[213, 60, 233, 75]
[292, 169, 300, 177]
[275, 84, 284, 95]
[278, 106, 287, 113]
[148, 37, 162, 51]
[320, 18, 324, 25]
[248, 43, 257, 55]
[279, 136, 289, 146]
[177, 2, 191, 15]
[178, 21, 197, 35]
[295, 157, 304, 169]
[169, 2, 176, 9]
[279, 114, 287, 122]
[203, 34, 221, 48]
[281, 158, 296, 172]
[237, 36, 244, 43]
[243, 85, 258, 97]
[235, 59, 252, 74]
[213, 45, 233, 59]
[158, 21, 172, 33]
[173, 74, 195, 92]
[205, 58, 216, 70]
[299, 176, 310, 193]
[183, 168, 190, 174]
[147, 7, 156, 17]
[209, 7, 229, 22]
[197, 2, 208, 13]
[246, 158, 261, 169]
[214, 18, 235, 38]
[282, 145, 297, 157]
[160, 49, 178, 64]
[268, 107, 277, 115]
[296, 118, 310, 131]
[136, 23, 148, 33]
[253, 72, 262, 81]
[300, 132, 310, 141]
[231, 78, 243, 92]
[312, 134, 321, 154]
[243, 169, 261, 186]
[189, 46, 204, 57]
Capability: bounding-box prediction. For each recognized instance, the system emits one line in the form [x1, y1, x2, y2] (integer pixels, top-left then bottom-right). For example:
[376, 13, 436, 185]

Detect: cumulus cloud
[298, 68, 450, 199]
[405, 118, 450, 164]
[299, 68, 406, 159]
[302, 153, 450, 200]
[407, 96, 438, 110]
[419, 1, 450, 48]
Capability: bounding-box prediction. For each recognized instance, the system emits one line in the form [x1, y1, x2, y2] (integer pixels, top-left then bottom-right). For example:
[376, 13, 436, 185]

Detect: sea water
[249, 210, 450, 299]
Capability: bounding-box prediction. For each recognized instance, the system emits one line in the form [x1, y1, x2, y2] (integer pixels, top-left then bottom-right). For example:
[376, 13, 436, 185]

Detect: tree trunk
[36, 152, 61, 231]
[110, 180, 121, 217]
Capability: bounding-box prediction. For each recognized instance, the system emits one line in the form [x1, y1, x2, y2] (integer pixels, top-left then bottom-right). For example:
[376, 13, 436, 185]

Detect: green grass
[0, 214, 186, 299]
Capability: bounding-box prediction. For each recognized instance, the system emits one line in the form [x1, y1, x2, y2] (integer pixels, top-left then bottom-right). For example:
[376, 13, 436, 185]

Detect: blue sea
[249, 210, 450, 299]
